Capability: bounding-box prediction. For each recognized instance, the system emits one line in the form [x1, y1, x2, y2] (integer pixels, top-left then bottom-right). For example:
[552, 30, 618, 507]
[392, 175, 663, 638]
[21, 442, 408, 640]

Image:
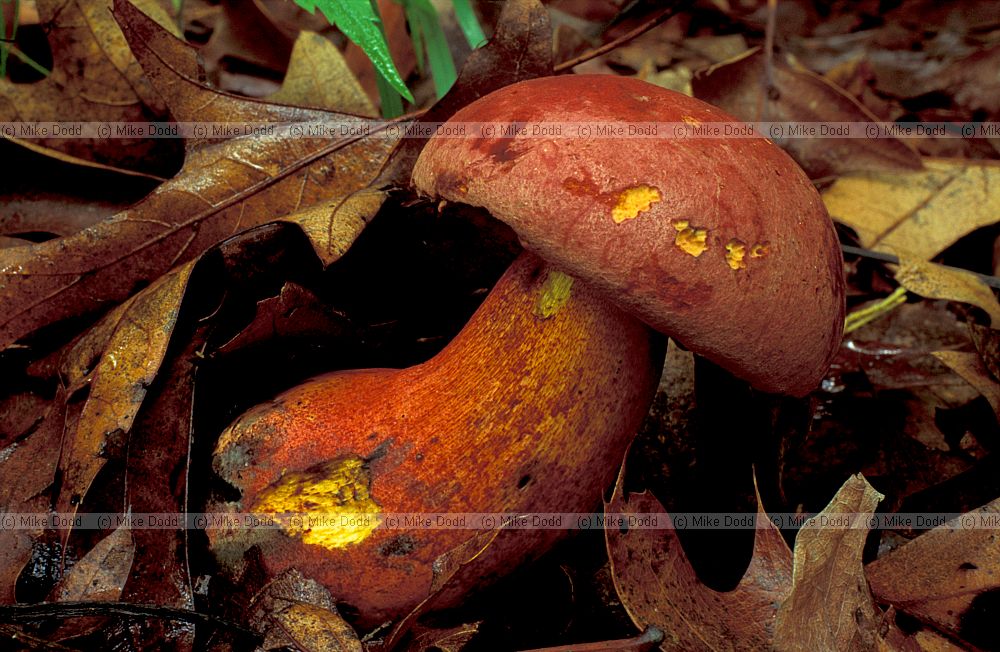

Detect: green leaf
[451, 0, 487, 49]
[294, 0, 414, 103]
[404, 0, 456, 98]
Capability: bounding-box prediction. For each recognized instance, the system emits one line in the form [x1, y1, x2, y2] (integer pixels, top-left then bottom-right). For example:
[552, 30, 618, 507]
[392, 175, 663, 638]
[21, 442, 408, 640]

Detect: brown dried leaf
[45, 525, 134, 640]
[692, 48, 921, 178]
[774, 474, 884, 652]
[931, 351, 1000, 419]
[269, 31, 376, 117]
[894, 259, 1000, 327]
[823, 158, 1000, 261]
[606, 467, 792, 651]
[867, 497, 1000, 647]
[0, 396, 69, 602]
[0, 0, 182, 174]
[250, 570, 362, 652]
[52, 525, 134, 603]
[0, 0, 396, 349]
[407, 622, 481, 652]
[55, 262, 193, 520]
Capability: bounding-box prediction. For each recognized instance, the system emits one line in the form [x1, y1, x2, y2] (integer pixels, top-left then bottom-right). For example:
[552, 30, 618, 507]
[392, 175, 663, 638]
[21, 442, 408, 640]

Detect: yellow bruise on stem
[253, 456, 381, 550]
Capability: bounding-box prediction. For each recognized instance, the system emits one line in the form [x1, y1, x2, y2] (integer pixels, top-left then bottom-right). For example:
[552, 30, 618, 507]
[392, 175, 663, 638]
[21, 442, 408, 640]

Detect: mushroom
[210, 74, 844, 628]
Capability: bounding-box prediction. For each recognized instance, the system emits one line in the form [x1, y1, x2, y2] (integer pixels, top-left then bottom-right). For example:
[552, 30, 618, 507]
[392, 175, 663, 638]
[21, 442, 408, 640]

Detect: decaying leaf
[55, 263, 193, 520]
[606, 466, 792, 651]
[774, 474, 883, 652]
[249, 570, 362, 652]
[866, 496, 1000, 650]
[0, 0, 182, 173]
[407, 622, 482, 652]
[824, 158, 1000, 260]
[692, 48, 921, 178]
[894, 259, 1000, 326]
[52, 525, 134, 603]
[269, 31, 376, 117]
[0, 0, 398, 349]
[932, 351, 1000, 418]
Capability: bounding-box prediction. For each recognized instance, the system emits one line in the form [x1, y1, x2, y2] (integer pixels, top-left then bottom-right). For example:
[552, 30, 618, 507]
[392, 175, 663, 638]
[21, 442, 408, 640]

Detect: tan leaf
[606, 466, 792, 651]
[56, 262, 194, 520]
[53, 525, 134, 602]
[282, 188, 387, 266]
[270, 31, 376, 117]
[0, 0, 181, 173]
[931, 350, 1000, 417]
[774, 474, 884, 652]
[250, 570, 362, 652]
[866, 497, 1000, 646]
[823, 158, 1000, 260]
[894, 259, 1000, 326]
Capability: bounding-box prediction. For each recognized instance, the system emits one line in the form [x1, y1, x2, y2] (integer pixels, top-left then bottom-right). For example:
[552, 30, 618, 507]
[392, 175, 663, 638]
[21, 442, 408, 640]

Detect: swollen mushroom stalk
[210, 74, 845, 629]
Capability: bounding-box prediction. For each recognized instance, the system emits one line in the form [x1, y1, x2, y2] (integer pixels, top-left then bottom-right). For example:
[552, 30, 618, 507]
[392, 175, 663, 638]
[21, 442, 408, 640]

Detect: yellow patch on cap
[725, 239, 747, 270]
[673, 220, 709, 257]
[611, 185, 661, 224]
[253, 456, 380, 550]
[536, 270, 574, 319]
[750, 242, 770, 258]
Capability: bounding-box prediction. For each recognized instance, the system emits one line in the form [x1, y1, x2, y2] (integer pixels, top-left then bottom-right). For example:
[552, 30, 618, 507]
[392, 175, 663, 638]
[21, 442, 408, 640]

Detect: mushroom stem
[211, 252, 663, 627]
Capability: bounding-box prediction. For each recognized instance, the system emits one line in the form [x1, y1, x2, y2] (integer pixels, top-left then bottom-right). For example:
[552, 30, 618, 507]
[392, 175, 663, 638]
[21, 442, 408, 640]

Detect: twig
[0, 601, 260, 643]
[554, 5, 684, 73]
[841, 244, 1000, 290]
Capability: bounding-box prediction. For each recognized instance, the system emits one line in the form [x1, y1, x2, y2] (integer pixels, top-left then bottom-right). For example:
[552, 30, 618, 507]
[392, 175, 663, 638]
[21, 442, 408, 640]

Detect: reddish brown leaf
[866, 497, 1000, 649]
[692, 48, 922, 178]
[0, 0, 397, 349]
[606, 466, 792, 651]
[774, 475, 883, 652]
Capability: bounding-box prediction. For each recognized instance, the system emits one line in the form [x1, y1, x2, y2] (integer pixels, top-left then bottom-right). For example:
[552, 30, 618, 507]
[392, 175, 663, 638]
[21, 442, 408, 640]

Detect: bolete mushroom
[210, 75, 844, 628]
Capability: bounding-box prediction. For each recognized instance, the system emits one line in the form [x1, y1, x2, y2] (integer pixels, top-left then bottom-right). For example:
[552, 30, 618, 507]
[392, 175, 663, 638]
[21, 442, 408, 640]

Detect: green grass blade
[294, 0, 414, 103]
[451, 0, 486, 48]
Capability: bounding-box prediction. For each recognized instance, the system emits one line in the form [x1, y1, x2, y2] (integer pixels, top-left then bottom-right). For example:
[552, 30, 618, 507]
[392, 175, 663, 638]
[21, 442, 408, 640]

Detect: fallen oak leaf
[0, 0, 398, 350]
[605, 463, 792, 651]
[249, 570, 362, 652]
[894, 258, 1000, 327]
[45, 525, 134, 641]
[0, 0, 183, 174]
[269, 31, 377, 116]
[54, 262, 194, 521]
[866, 497, 1000, 650]
[774, 474, 884, 652]
[692, 48, 921, 179]
[931, 351, 1000, 419]
[823, 158, 1000, 261]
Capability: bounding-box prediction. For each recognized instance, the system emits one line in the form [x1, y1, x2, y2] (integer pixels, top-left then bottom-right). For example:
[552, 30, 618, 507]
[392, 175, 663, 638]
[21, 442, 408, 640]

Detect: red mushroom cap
[412, 74, 845, 396]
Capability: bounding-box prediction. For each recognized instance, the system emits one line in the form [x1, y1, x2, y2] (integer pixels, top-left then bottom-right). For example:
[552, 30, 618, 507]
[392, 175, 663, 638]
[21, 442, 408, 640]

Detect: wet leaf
[269, 31, 376, 116]
[606, 466, 792, 651]
[866, 497, 1000, 649]
[894, 259, 1000, 327]
[692, 48, 921, 178]
[823, 158, 1000, 260]
[773, 474, 883, 652]
[0, 0, 397, 349]
[0, 0, 182, 174]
